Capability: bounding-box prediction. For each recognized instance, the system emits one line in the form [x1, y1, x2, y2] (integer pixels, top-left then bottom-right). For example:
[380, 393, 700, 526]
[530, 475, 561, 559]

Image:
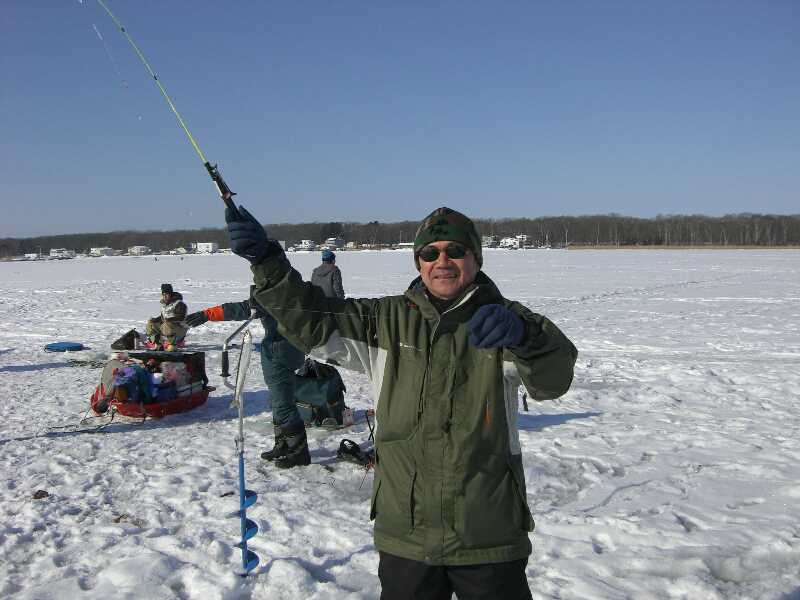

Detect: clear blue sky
[2, 1, 798, 237]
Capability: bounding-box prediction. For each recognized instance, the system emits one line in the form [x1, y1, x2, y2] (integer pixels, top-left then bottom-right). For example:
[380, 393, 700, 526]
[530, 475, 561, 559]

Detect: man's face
[417, 241, 479, 300]
[161, 292, 171, 303]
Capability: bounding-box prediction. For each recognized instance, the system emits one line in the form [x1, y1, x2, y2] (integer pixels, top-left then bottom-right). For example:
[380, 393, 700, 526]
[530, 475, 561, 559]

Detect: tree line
[1, 213, 799, 258]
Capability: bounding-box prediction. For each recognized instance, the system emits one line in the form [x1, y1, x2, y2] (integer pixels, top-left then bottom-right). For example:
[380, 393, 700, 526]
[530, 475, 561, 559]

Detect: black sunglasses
[417, 243, 469, 263]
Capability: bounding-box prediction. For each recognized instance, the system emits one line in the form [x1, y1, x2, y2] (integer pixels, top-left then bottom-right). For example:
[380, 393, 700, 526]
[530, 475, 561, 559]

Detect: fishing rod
[94, 0, 239, 217]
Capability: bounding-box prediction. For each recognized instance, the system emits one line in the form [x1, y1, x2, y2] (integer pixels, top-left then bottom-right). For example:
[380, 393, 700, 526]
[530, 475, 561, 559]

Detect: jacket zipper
[417, 288, 478, 424]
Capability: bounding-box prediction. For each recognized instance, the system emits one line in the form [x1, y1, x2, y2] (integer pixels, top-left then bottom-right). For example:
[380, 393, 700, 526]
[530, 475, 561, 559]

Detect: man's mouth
[433, 271, 458, 280]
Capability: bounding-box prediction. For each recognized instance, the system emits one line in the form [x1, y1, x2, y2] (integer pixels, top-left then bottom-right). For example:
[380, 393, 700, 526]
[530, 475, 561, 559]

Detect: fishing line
[91, 23, 128, 89]
[90, 2, 436, 325]
[93, 0, 238, 214]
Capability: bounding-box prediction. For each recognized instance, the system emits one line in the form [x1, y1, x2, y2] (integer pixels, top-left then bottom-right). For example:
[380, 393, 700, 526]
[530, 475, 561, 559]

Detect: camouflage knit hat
[413, 207, 482, 267]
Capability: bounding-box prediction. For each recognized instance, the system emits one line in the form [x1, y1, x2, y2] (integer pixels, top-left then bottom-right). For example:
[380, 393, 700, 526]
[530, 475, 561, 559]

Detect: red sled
[110, 386, 214, 418]
[91, 350, 213, 419]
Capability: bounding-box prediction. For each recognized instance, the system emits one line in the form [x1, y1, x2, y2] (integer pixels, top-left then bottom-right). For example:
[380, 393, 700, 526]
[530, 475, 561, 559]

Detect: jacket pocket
[370, 439, 420, 536]
[454, 453, 532, 548]
[378, 350, 424, 441]
[449, 352, 499, 427]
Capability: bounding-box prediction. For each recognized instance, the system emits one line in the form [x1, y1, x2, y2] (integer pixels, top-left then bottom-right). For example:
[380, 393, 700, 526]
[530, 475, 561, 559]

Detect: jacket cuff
[508, 318, 550, 359]
[250, 250, 290, 293]
[204, 306, 225, 321]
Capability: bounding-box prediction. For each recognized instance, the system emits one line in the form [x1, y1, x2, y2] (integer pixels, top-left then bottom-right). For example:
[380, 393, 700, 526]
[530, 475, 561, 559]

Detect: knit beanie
[321, 249, 336, 262]
[413, 207, 482, 268]
[161, 283, 173, 294]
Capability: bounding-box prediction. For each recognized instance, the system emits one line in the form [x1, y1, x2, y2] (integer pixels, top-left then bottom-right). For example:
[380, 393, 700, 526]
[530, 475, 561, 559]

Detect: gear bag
[294, 358, 347, 427]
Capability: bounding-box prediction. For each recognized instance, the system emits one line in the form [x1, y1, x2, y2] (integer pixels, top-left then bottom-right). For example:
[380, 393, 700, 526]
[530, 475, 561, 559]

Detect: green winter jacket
[250, 247, 577, 565]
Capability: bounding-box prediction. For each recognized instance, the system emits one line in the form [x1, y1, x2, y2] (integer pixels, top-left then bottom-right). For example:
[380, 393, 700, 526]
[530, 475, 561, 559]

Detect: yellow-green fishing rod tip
[94, 0, 208, 164]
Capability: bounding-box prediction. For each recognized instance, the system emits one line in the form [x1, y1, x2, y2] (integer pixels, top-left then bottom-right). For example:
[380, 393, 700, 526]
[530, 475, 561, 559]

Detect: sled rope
[44, 406, 121, 435]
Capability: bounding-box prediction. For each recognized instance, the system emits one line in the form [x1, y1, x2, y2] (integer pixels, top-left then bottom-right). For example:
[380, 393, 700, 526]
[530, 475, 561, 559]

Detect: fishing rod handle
[204, 161, 239, 218]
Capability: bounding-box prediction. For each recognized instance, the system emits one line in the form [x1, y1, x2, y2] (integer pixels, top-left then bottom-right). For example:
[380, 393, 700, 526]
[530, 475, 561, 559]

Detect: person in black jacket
[311, 249, 345, 299]
[185, 286, 309, 468]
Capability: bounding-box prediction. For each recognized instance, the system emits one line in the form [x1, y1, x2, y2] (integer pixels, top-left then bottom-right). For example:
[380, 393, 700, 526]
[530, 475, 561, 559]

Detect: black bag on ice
[111, 329, 139, 350]
[294, 358, 347, 428]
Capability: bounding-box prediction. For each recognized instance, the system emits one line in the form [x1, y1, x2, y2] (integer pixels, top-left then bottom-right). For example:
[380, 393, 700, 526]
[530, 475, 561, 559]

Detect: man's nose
[433, 250, 453, 266]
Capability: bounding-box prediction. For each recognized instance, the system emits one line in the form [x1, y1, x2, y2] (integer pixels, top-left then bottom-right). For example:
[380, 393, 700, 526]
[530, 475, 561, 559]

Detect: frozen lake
[1, 249, 799, 599]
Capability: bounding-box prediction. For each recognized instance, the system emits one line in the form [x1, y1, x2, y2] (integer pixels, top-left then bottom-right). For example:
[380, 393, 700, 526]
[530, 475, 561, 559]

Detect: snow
[1, 249, 799, 599]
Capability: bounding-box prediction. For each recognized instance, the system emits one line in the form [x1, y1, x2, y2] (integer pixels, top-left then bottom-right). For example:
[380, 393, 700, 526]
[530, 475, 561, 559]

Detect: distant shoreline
[567, 245, 800, 250]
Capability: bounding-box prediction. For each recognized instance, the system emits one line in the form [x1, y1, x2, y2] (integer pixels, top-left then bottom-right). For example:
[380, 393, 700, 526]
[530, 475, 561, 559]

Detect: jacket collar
[405, 271, 502, 320]
[161, 292, 182, 306]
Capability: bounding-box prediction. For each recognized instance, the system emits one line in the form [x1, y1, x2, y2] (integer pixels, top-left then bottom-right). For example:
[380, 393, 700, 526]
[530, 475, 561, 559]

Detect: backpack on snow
[294, 358, 347, 428]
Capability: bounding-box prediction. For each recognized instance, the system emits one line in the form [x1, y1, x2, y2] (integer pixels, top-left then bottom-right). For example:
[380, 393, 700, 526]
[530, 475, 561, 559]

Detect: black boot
[261, 426, 289, 461]
[274, 426, 311, 469]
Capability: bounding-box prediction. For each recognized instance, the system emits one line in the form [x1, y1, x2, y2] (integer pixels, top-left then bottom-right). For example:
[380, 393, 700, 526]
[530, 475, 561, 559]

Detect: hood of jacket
[314, 263, 337, 276]
[161, 292, 183, 305]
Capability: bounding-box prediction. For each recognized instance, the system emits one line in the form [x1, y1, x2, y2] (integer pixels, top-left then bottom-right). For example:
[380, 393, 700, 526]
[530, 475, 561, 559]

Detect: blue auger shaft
[238, 451, 250, 571]
[235, 448, 259, 574]
[233, 330, 258, 574]
[236, 451, 259, 573]
[238, 452, 246, 569]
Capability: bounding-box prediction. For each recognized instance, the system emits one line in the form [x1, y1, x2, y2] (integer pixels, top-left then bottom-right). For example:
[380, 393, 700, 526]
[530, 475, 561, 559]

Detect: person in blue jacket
[185, 286, 309, 468]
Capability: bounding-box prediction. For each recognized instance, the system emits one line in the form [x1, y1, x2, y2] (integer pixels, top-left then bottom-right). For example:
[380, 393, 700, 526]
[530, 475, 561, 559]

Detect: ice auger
[231, 329, 259, 575]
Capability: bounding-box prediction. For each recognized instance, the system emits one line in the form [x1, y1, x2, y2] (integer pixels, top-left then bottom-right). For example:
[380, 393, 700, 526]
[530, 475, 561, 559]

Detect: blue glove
[226, 205, 269, 264]
[467, 304, 525, 348]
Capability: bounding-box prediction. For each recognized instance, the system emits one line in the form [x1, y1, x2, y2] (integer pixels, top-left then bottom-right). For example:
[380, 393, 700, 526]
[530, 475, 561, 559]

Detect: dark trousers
[378, 552, 532, 600]
[260, 339, 306, 429]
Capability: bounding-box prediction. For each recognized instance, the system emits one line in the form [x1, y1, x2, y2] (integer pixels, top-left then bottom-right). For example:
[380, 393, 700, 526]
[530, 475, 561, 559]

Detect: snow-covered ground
[1, 249, 799, 600]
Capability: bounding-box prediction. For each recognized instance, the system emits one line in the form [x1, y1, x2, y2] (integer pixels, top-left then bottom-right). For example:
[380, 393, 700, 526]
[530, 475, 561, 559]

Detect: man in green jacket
[227, 205, 577, 599]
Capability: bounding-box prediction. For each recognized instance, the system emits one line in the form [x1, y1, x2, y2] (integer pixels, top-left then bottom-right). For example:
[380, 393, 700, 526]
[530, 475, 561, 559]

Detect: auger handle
[221, 350, 230, 378]
[221, 316, 255, 380]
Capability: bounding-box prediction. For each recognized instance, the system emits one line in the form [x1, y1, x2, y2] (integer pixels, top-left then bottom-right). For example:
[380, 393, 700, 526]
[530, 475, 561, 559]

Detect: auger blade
[242, 518, 258, 541]
[236, 513, 258, 548]
[241, 489, 257, 510]
[234, 517, 258, 543]
[243, 549, 259, 573]
[234, 547, 260, 575]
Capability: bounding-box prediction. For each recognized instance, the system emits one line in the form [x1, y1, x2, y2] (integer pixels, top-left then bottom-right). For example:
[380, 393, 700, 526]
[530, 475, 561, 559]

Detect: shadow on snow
[518, 411, 602, 431]
[0, 362, 70, 373]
